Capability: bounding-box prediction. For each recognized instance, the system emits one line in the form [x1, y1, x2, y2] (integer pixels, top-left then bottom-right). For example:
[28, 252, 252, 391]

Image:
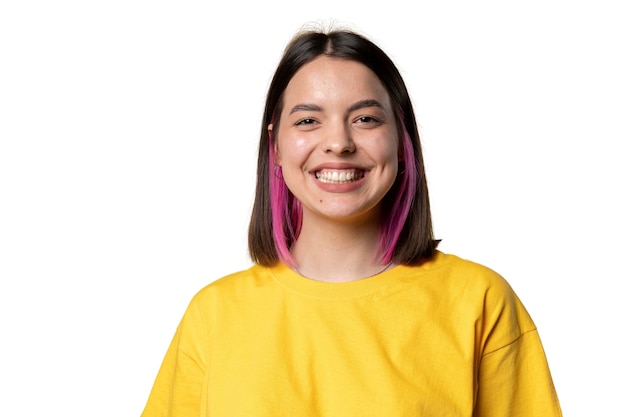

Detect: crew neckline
[268, 251, 445, 300]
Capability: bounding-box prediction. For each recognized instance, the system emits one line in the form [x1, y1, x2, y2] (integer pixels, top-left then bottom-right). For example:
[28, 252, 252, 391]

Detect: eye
[295, 118, 317, 126]
[354, 116, 382, 126]
[294, 118, 320, 130]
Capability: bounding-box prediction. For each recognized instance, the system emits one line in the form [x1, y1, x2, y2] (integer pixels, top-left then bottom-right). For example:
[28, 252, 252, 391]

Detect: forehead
[282, 56, 392, 108]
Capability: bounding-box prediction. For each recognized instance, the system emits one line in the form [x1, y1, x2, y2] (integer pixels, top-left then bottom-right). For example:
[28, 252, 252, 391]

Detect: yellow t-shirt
[141, 252, 562, 416]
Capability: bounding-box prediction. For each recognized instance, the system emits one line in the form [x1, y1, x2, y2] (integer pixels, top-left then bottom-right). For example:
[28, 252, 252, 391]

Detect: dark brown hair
[248, 28, 438, 266]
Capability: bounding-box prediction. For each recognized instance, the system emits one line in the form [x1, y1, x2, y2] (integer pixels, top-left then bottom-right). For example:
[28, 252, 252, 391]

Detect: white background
[1, 1, 624, 415]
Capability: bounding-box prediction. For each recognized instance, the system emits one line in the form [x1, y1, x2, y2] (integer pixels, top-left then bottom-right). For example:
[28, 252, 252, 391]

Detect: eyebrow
[289, 103, 322, 114]
[348, 99, 384, 113]
[288, 99, 384, 115]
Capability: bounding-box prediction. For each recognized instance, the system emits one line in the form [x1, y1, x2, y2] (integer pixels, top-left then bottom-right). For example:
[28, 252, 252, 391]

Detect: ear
[269, 124, 281, 166]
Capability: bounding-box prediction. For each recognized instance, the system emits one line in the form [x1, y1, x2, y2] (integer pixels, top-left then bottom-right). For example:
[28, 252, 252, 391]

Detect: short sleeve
[140, 288, 215, 417]
[472, 271, 562, 417]
[474, 329, 562, 417]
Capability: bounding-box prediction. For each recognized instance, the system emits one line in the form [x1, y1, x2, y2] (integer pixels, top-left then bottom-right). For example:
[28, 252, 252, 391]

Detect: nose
[323, 123, 356, 155]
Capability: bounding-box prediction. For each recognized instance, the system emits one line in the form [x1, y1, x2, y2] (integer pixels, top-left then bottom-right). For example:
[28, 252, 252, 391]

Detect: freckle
[319, 199, 323, 203]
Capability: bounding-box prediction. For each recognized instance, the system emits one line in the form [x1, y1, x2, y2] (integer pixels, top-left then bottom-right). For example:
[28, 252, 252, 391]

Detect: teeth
[315, 169, 364, 184]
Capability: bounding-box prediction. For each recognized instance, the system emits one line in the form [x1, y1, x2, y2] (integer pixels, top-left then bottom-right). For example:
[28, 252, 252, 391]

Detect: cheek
[374, 138, 400, 165]
[277, 135, 310, 168]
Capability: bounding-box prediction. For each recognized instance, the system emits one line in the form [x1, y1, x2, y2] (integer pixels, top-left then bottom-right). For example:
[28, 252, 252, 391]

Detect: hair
[248, 27, 439, 267]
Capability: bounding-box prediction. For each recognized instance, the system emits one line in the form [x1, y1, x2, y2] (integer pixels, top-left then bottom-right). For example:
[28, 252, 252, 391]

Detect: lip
[309, 162, 370, 172]
[309, 163, 370, 192]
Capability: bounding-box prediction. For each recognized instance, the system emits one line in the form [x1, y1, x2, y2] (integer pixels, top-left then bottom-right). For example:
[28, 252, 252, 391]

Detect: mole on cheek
[319, 199, 323, 203]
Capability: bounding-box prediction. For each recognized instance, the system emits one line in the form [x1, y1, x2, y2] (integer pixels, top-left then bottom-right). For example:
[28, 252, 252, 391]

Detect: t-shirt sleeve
[474, 329, 562, 417]
[140, 289, 214, 417]
[473, 273, 562, 417]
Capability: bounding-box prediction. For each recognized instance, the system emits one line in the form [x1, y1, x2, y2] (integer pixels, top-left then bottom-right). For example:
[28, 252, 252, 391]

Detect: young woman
[141, 28, 562, 416]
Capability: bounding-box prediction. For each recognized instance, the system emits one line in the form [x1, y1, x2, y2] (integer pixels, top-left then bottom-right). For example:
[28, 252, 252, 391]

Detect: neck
[290, 215, 389, 283]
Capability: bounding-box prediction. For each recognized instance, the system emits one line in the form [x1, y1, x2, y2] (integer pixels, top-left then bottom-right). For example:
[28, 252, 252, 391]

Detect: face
[273, 56, 399, 225]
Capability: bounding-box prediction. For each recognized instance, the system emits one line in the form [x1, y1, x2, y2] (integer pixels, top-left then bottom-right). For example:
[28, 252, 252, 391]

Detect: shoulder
[187, 263, 276, 306]
[433, 251, 525, 308]
[413, 251, 514, 296]
[443, 252, 537, 349]
[414, 252, 536, 346]
[172, 264, 275, 330]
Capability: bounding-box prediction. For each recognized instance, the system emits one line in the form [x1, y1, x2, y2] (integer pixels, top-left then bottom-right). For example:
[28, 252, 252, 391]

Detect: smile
[314, 169, 365, 184]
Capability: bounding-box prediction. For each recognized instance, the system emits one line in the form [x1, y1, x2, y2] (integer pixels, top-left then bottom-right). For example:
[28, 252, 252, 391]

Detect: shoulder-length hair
[248, 29, 438, 267]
